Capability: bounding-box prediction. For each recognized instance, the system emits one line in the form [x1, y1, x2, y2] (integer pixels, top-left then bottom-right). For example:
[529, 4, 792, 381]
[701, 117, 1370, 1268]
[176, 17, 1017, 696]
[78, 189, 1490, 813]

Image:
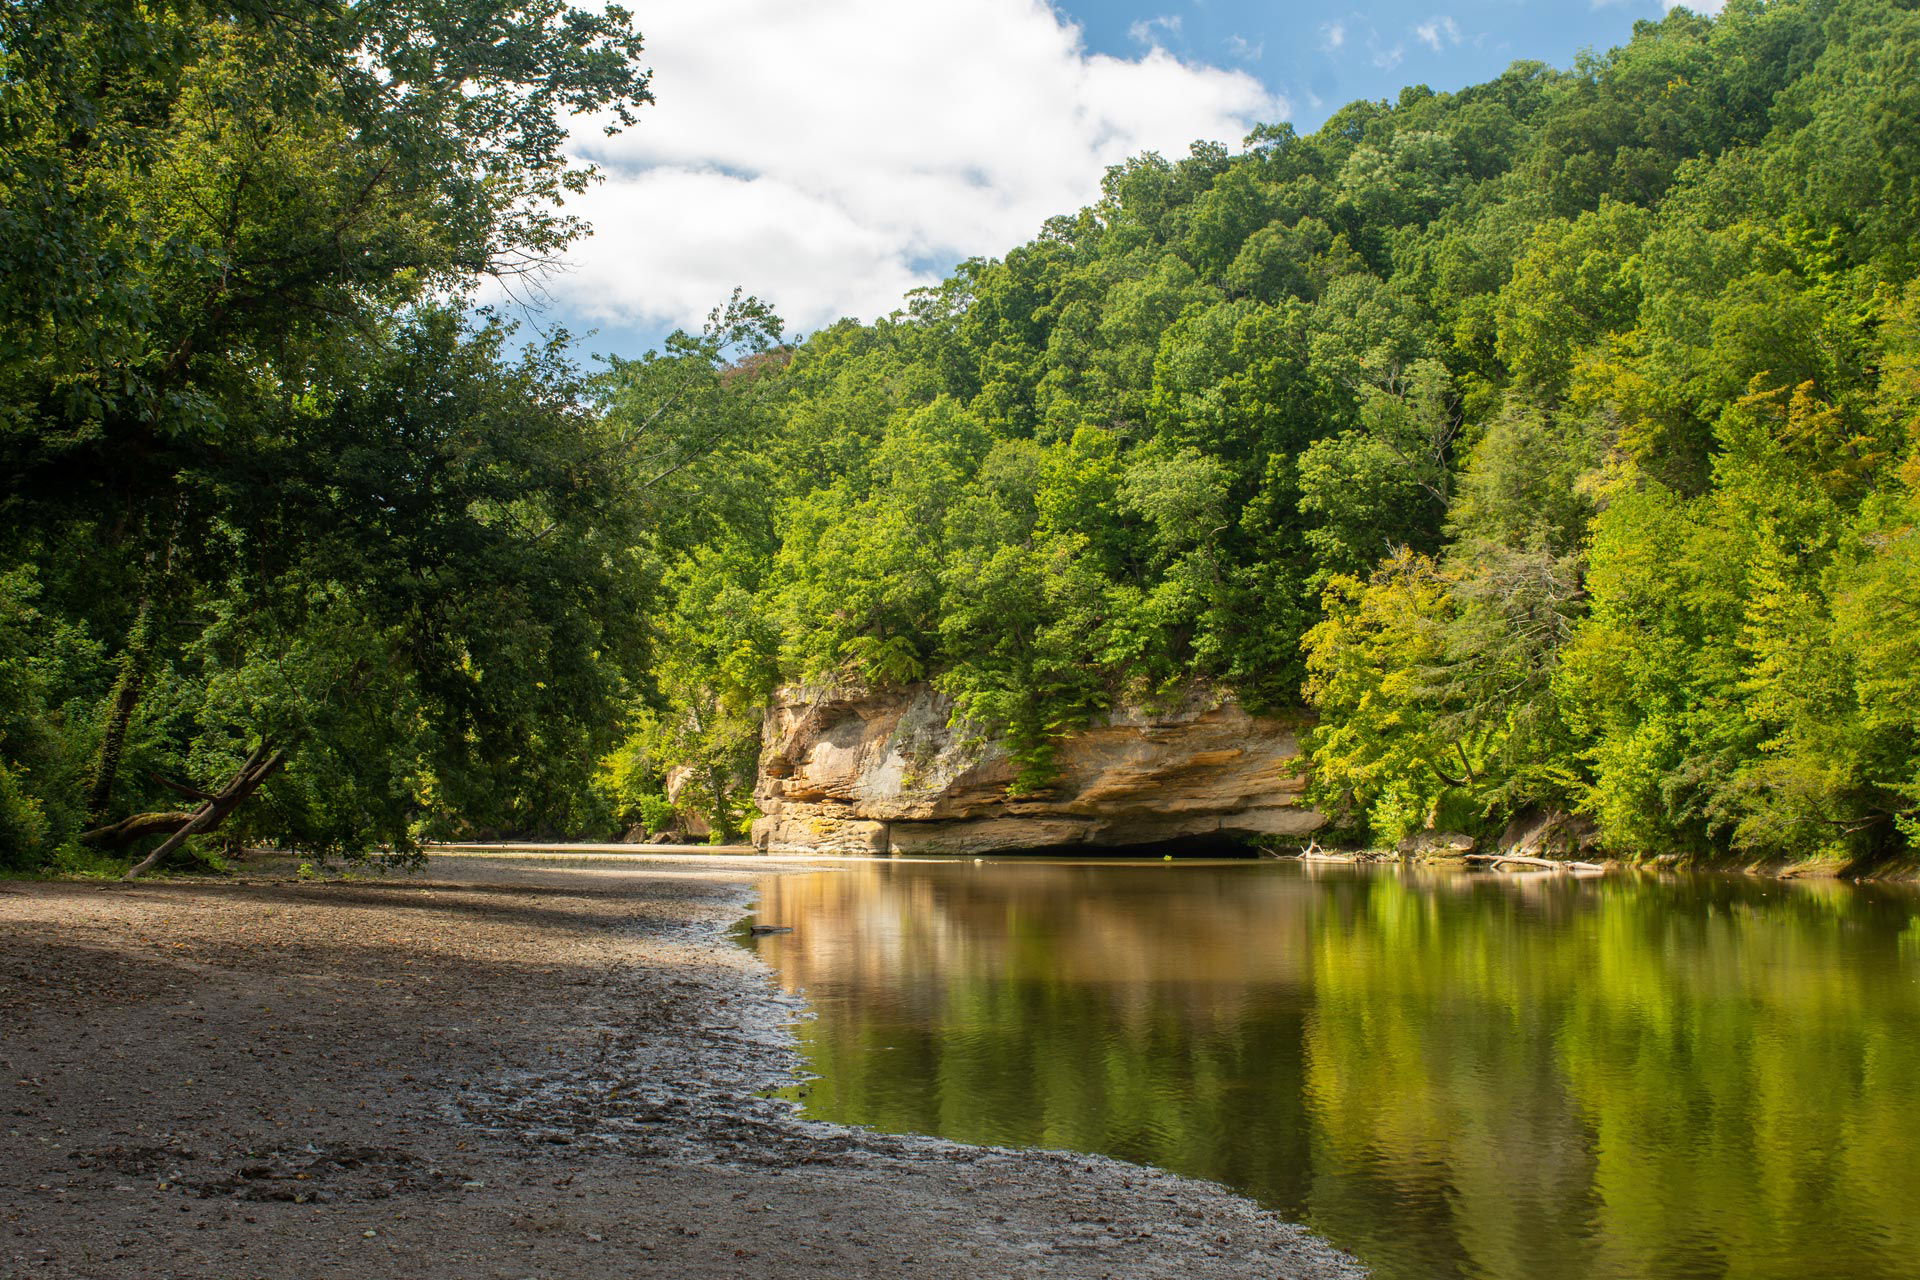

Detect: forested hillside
[627, 0, 1920, 867]
[5, 0, 1917, 873]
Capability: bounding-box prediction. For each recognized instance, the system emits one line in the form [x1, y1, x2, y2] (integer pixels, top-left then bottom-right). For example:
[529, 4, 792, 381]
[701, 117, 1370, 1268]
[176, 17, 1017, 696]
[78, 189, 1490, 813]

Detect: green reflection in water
[750, 861, 1920, 1280]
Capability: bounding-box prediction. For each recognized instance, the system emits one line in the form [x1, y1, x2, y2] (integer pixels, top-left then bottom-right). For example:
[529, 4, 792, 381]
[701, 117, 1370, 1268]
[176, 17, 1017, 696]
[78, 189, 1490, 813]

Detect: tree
[1301, 553, 1455, 844]
[0, 0, 663, 869]
[73, 312, 662, 866]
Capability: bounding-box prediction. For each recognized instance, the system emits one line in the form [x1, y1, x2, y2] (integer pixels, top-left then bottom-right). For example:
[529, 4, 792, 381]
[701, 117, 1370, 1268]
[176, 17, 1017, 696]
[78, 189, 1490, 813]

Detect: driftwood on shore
[1296, 839, 1406, 865]
[1465, 852, 1608, 873]
[1290, 840, 1609, 873]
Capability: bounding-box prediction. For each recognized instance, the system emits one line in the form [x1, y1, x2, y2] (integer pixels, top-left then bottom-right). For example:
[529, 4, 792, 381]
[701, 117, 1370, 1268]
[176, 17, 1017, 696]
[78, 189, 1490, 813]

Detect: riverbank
[425, 839, 1920, 882]
[1299, 846, 1920, 881]
[0, 855, 1363, 1279]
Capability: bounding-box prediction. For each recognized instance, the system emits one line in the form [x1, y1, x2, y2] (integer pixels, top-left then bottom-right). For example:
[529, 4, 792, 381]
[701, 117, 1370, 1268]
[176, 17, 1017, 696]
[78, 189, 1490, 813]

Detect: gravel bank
[0, 856, 1364, 1278]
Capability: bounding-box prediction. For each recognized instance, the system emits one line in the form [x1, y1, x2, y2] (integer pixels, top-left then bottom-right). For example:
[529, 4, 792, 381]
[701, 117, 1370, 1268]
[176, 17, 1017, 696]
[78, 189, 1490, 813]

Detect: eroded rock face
[751, 683, 1322, 855]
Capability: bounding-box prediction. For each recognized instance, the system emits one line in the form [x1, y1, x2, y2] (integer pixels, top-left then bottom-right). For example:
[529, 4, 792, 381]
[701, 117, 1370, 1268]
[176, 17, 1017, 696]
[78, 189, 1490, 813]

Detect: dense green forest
[0, 0, 782, 868]
[3, 0, 1917, 873]
[633, 0, 1920, 868]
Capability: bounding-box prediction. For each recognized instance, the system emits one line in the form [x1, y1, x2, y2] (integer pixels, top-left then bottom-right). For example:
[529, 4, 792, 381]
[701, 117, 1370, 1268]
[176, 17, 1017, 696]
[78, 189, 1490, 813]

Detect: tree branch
[147, 771, 219, 803]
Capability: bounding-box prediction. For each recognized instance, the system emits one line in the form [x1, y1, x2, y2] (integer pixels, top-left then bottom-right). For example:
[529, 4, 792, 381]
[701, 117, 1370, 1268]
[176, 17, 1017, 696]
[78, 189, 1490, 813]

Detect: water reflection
[750, 861, 1920, 1280]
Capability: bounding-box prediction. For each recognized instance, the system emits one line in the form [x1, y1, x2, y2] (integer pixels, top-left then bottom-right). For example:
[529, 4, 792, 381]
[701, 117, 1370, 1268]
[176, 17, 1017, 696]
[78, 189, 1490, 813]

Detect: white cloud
[531, 0, 1283, 339]
[1225, 33, 1264, 61]
[1319, 12, 1405, 69]
[1414, 16, 1463, 51]
[1128, 14, 1182, 47]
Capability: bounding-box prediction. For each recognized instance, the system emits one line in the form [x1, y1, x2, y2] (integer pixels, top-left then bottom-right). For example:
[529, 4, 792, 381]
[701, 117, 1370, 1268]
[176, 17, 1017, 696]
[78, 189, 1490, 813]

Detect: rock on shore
[751, 683, 1323, 855]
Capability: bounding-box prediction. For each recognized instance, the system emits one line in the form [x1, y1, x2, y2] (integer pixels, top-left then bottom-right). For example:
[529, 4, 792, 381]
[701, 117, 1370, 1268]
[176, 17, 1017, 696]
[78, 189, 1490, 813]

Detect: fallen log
[1465, 853, 1607, 873]
[122, 744, 287, 880]
[1296, 839, 1366, 864]
[81, 810, 197, 849]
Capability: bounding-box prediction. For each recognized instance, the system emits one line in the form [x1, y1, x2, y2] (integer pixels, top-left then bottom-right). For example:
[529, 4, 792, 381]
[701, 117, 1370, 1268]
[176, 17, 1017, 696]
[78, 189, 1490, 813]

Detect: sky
[508, 0, 1723, 360]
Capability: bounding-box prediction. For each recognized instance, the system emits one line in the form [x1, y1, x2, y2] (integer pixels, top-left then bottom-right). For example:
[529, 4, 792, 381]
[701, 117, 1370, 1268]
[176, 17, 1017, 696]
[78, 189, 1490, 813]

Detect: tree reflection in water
[750, 861, 1920, 1280]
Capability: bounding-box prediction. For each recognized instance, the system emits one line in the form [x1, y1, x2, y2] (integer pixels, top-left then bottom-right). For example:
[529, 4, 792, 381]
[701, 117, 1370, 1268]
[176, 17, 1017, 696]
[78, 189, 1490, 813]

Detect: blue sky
[510, 0, 1711, 361]
[1064, 1, 1701, 133]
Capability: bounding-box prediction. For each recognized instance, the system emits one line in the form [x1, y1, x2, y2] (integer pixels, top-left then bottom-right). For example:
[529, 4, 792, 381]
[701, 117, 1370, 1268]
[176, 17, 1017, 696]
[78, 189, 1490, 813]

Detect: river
[746, 858, 1920, 1280]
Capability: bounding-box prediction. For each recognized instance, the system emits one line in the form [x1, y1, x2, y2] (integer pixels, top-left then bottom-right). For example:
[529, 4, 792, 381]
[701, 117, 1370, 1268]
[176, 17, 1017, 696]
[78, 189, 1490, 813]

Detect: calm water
[747, 859, 1920, 1280]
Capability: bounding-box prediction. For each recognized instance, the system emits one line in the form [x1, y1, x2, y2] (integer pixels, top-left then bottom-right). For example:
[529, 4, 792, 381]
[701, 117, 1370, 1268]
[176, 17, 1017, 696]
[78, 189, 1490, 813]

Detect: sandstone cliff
[750, 683, 1322, 855]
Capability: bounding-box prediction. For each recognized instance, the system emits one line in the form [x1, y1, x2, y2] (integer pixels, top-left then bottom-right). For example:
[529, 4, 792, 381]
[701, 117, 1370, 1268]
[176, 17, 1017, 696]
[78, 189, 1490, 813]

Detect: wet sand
[0, 856, 1362, 1278]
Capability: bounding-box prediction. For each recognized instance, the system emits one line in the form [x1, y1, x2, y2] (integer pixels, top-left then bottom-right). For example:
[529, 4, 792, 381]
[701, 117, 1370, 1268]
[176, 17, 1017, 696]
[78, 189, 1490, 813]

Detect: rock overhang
[751, 682, 1323, 857]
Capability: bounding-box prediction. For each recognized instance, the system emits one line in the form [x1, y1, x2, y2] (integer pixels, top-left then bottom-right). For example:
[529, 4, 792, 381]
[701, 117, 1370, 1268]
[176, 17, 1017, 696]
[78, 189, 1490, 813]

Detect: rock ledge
[751, 683, 1323, 855]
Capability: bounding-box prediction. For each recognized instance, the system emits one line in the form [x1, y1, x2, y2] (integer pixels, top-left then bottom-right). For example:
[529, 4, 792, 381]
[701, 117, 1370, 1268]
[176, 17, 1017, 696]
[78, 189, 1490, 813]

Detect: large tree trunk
[86, 525, 179, 822]
[87, 590, 159, 821]
[118, 745, 287, 880]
